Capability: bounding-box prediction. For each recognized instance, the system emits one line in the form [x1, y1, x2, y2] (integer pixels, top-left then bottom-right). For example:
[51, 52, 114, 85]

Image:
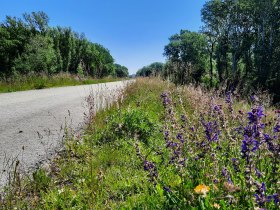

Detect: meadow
[1, 78, 279, 209]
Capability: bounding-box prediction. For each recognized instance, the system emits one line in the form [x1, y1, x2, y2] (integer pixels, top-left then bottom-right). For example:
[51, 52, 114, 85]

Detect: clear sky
[0, 0, 206, 74]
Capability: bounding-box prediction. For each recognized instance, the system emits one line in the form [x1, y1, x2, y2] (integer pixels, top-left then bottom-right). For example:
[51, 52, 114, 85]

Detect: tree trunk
[209, 43, 214, 87]
[232, 51, 237, 78]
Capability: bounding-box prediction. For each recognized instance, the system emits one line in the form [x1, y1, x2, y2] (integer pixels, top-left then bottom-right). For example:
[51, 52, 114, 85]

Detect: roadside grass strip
[0, 73, 124, 93]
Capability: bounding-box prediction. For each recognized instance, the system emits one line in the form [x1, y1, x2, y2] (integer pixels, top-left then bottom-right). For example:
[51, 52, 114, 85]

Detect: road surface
[0, 80, 131, 187]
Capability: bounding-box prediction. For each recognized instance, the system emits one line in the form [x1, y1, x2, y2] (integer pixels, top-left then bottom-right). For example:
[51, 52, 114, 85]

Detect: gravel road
[0, 80, 131, 187]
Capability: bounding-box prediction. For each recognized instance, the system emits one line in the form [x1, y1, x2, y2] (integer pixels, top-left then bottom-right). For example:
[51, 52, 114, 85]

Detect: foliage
[114, 64, 129, 78]
[14, 35, 57, 74]
[161, 0, 280, 103]
[136, 62, 165, 77]
[164, 30, 208, 84]
[0, 11, 128, 79]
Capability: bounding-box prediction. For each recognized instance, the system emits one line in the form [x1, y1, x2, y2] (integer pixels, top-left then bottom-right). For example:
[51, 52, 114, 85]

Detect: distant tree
[136, 62, 164, 77]
[114, 64, 129, 77]
[164, 30, 207, 84]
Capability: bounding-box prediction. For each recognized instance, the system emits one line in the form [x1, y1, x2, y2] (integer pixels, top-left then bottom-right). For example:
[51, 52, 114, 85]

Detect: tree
[0, 16, 30, 76]
[0, 11, 119, 79]
[23, 11, 49, 34]
[114, 64, 129, 77]
[136, 62, 164, 77]
[14, 35, 57, 74]
[201, 26, 217, 87]
[201, 0, 280, 101]
[164, 30, 207, 84]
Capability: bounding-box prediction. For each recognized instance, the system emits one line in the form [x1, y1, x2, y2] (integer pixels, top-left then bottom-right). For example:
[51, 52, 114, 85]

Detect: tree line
[137, 0, 280, 103]
[0, 11, 129, 79]
[136, 62, 164, 77]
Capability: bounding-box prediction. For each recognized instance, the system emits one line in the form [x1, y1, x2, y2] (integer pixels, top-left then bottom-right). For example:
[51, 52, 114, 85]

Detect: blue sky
[0, 0, 206, 74]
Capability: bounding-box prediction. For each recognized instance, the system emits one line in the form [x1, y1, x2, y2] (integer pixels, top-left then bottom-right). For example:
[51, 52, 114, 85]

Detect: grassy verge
[0, 73, 124, 93]
[1, 78, 279, 209]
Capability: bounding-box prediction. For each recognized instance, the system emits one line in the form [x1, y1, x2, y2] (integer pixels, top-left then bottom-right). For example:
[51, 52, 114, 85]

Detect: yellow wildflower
[194, 184, 210, 196]
[213, 203, 221, 209]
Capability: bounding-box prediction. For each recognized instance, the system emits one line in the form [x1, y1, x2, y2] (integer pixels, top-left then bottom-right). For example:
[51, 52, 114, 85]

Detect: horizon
[0, 0, 206, 74]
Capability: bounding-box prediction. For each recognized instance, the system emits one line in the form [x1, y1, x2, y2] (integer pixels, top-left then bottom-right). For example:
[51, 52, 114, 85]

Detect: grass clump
[1, 78, 279, 209]
[97, 109, 156, 145]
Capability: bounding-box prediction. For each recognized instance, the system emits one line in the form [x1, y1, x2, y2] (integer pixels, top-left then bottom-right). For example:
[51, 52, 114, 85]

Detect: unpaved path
[0, 80, 131, 187]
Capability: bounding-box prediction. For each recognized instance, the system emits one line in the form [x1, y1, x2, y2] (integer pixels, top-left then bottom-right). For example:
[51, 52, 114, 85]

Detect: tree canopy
[162, 0, 280, 102]
[0, 11, 128, 79]
[136, 62, 165, 77]
[114, 64, 129, 78]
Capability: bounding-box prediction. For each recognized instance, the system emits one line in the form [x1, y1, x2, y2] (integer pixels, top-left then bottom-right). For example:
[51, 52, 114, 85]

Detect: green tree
[114, 64, 129, 77]
[23, 11, 49, 34]
[0, 16, 30, 76]
[136, 62, 164, 77]
[14, 35, 57, 74]
[164, 30, 207, 84]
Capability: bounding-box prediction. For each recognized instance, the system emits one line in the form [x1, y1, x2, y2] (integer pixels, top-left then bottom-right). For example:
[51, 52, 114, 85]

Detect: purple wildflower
[176, 133, 184, 143]
[232, 158, 240, 172]
[226, 92, 232, 104]
[264, 134, 274, 152]
[160, 92, 171, 108]
[213, 104, 222, 112]
[274, 124, 280, 133]
[255, 168, 262, 178]
[144, 160, 155, 171]
[254, 182, 278, 207]
[181, 114, 186, 122]
[222, 168, 228, 177]
[273, 194, 279, 204]
[163, 186, 171, 192]
[248, 106, 264, 124]
[250, 95, 256, 102]
[254, 182, 267, 207]
[225, 92, 233, 113]
[164, 131, 169, 141]
[166, 141, 178, 148]
[143, 160, 158, 184]
[202, 121, 220, 142]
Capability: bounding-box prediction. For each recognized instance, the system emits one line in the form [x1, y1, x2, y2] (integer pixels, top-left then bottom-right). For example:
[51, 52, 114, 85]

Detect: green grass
[0, 73, 124, 93]
[1, 78, 279, 209]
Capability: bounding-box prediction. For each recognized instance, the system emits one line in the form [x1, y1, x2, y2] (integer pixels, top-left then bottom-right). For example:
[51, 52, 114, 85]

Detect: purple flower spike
[176, 133, 184, 143]
[274, 124, 280, 133]
[160, 92, 171, 108]
[255, 168, 262, 178]
[181, 114, 186, 122]
[163, 186, 171, 192]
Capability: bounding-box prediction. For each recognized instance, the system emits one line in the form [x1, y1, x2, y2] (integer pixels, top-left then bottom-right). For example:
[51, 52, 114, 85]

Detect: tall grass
[0, 73, 123, 93]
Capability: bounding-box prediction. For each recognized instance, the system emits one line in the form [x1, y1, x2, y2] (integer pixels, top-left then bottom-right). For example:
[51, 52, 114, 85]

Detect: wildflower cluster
[136, 88, 279, 209]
